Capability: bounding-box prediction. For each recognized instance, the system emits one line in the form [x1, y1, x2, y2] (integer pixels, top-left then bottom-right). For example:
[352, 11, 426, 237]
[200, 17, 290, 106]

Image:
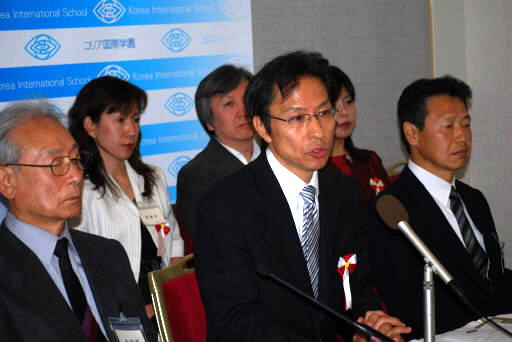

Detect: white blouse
[71, 161, 184, 281]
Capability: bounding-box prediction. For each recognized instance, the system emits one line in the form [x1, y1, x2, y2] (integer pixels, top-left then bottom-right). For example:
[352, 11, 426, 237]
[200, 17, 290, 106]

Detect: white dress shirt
[72, 161, 184, 281]
[266, 148, 319, 237]
[217, 139, 261, 165]
[408, 159, 486, 251]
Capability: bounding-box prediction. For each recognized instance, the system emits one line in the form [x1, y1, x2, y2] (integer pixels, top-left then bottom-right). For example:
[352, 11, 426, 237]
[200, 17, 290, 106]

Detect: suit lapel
[205, 139, 245, 176]
[252, 154, 313, 295]
[71, 230, 118, 341]
[399, 168, 490, 289]
[0, 226, 86, 341]
[456, 182, 504, 280]
[317, 169, 338, 304]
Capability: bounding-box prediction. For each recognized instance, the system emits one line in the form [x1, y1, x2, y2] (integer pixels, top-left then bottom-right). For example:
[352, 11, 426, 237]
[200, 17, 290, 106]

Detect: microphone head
[256, 264, 271, 277]
[376, 194, 409, 230]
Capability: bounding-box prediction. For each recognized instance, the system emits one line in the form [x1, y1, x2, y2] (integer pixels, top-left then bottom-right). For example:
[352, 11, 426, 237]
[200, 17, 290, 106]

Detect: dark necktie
[299, 185, 320, 298]
[449, 186, 489, 278]
[54, 238, 87, 322]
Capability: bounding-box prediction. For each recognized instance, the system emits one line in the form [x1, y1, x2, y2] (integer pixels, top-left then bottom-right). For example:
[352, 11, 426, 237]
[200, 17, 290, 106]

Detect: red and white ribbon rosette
[369, 177, 385, 195]
[154, 224, 171, 257]
[337, 253, 357, 310]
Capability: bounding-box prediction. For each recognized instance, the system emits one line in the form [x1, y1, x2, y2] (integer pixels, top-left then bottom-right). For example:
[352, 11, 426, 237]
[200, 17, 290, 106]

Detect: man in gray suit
[176, 65, 260, 239]
[0, 101, 157, 341]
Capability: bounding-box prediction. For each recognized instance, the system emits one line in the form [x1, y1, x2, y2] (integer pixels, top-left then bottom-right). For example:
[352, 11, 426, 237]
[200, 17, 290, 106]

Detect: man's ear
[83, 116, 97, 139]
[253, 116, 272, 144]
[0, 166, 16, 200]
[403, 121, 420, 148]
[206, 122, 215, 132]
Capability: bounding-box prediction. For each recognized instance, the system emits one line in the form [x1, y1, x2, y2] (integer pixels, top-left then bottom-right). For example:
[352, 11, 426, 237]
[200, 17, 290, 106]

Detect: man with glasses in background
[0, 101, 157, 341]
[194, 51, 410, 342]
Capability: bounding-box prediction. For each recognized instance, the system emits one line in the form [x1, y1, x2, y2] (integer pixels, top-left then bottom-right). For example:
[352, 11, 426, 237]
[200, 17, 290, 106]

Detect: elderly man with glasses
[0, 101, 157, 342]
[194, 51, 410, 342]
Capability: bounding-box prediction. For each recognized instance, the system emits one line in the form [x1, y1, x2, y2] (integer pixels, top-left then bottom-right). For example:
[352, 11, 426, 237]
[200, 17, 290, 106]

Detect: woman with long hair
[328, 66, 390, 208]
[68, 76, 183, 318]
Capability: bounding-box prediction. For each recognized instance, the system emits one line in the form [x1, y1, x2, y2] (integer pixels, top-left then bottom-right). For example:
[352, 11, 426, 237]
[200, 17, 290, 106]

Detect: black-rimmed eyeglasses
[5, 151, 92, 176]
[269, 108, 338, 129]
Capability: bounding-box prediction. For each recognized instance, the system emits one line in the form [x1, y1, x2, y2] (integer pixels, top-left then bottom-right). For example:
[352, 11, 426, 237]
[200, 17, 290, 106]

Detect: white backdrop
[0, 0, 253, 203]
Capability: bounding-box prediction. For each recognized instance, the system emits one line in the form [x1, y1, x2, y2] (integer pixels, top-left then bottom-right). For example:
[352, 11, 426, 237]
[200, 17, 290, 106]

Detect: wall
[251, 0, 432, 170]
[433, 0, 512, 264]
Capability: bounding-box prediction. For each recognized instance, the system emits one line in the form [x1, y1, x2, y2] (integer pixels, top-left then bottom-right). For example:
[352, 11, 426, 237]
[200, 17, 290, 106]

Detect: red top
[329, 149, 390, 208]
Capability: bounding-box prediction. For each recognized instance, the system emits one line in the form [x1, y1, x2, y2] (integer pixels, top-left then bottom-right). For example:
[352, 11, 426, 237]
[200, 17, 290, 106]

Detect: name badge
[139, 206, 166, 226]
[109, 316, 148, 342]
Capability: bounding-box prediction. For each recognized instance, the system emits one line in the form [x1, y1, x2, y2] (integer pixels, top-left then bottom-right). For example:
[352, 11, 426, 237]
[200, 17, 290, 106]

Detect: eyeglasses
[269, 108, 338, 128]
[5, 151, 92, 176]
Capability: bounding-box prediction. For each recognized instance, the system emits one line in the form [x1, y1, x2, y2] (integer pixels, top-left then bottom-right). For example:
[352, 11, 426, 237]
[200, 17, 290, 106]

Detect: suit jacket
[195, 153, 381, 342]
[0, 225, 158, 342]
[72, 161, 183, 281]
[176, 138, 244, 239]
[368, 166, 512, 340]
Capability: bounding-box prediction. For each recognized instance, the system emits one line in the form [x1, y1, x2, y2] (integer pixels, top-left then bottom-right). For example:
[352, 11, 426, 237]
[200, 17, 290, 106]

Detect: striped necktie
[299, 185, 320, 298]
[449, 186, 489, 278]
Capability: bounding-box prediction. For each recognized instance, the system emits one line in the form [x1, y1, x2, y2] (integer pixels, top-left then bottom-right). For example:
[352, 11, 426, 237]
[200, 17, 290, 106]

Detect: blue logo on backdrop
[97, 65, 130, 80]
[162, 28, 191, 52]
[94, 0, 126, 24]
[165, 92, 194, 117]
[24, 34, 61, 60]
[220, 0, 243, 19]
[168, 156, 191, 178]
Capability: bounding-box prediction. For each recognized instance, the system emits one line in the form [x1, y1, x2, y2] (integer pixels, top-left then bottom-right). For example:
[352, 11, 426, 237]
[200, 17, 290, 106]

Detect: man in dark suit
[0, 102, 157, 341]
[368, 76, 512, 339]
[176, 65, 260, 239]
[195, 51, 410, 341]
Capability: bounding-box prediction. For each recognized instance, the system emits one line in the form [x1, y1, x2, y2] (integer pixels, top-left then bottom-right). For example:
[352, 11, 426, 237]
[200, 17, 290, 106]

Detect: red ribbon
[155, 224, 170, 235]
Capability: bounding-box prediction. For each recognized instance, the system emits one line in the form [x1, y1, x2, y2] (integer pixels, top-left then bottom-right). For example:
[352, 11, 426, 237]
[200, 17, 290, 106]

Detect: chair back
[148, 253, 206, 342]
[386, 161, 407, 183]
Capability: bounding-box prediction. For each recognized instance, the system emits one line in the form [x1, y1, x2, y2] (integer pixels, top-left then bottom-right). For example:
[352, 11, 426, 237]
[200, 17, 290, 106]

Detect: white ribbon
[338, 254, 357, 310]
[369, 177, 384, 194]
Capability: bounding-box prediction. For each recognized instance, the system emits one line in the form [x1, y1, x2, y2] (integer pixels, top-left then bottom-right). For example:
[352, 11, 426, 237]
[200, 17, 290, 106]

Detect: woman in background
[69, 76, 183, 318]
[328, 66, 390, 208]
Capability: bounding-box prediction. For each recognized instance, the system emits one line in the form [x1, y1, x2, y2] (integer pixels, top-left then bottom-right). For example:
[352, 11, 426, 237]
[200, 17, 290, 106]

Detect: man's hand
[352, 310, 411, 342]
[145, 303, 155, 319]
[170, 257, 182, 264]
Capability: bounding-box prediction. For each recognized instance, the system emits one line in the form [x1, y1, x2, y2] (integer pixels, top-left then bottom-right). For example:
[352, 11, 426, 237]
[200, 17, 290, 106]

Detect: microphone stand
[423, 262, 435, 342]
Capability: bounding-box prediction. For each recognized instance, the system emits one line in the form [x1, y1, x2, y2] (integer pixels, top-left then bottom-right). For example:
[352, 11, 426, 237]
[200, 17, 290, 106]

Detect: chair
[148, 254, 206, 342]
[386, 161, 407, 183]
[171, 205, 194, 255]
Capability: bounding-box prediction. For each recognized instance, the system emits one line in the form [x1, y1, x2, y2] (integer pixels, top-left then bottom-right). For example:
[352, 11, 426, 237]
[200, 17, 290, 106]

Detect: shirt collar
[216, 138, 261, 165]
[5, 212, 75, 266]
[99, 160, 140, 202]
[266, 148, 319, 202]
[408, 159, 455, 206]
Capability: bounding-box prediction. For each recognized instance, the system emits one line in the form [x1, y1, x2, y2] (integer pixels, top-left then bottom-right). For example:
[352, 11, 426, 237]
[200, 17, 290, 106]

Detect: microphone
[376, 194, 453, 284]
[376, 194, 512, 338]
[256, 264, 394, 342]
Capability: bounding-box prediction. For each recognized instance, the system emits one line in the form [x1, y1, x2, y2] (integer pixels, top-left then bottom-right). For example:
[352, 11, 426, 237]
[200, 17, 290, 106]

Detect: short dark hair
[68, 76, 156, 198]
[397, 75, 472, 153]
[244, 51, 330, 134]
[195, 64, 252, 137]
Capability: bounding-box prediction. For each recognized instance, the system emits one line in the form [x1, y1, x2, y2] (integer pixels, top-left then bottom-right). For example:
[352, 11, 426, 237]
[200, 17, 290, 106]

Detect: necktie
[449, 186, 489, 278]
[54, 238, 87, 322]
[299, 185, 320, 298]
